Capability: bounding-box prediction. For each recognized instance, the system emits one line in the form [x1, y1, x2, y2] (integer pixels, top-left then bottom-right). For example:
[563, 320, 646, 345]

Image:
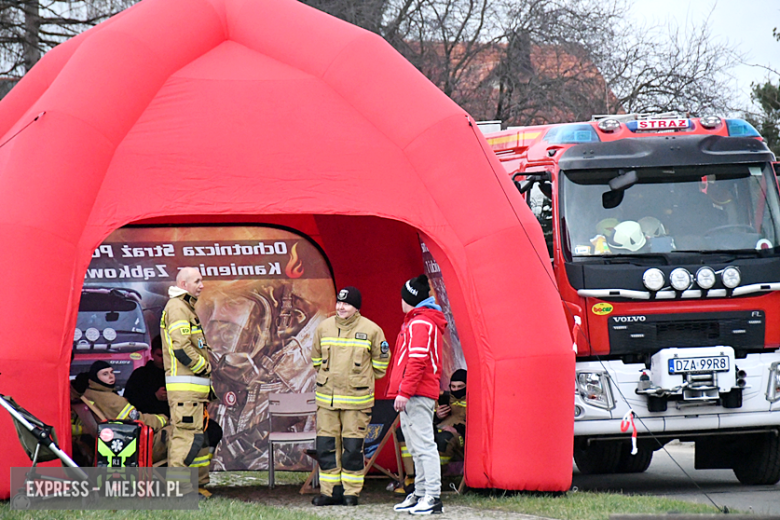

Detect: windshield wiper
[581, 254, 671, 266]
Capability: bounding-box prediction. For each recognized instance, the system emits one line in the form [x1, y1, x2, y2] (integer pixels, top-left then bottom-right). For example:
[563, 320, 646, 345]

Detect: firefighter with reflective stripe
[311, 286, 389, 507]
[82, 361, 170, 463]
[161, 267, 216, 493]
[434, 370, 467, 465]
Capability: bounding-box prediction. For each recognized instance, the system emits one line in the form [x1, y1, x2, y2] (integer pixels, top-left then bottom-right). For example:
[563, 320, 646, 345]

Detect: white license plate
[668, 356, 730, 374]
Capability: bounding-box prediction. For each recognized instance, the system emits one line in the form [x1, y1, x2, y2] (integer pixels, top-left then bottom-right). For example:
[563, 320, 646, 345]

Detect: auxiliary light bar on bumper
[578, 282, 780, 300]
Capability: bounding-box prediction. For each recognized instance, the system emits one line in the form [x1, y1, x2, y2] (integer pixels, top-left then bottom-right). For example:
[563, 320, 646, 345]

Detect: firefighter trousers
[315, 407, 372, 496]
[167, 399, 212, 488]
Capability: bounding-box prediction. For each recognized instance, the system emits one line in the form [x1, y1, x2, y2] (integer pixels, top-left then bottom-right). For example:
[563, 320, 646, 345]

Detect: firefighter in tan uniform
[435, 369, 467, 465]
[82, 361, 170, 463]
[161, 267, 216, 494]
[311, 286, 390, 507]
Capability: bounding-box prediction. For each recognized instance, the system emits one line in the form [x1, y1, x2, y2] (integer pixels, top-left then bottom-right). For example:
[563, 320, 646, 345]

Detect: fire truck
[484, 114, 780, 484]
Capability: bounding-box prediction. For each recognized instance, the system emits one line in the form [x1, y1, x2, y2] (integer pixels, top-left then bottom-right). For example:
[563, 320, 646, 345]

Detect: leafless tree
[302, 0, 743, 126]
[0, 0, 133, 94]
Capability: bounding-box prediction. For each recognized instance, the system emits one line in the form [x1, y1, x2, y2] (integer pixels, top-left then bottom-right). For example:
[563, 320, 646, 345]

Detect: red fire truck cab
[485, 114, 780, 484]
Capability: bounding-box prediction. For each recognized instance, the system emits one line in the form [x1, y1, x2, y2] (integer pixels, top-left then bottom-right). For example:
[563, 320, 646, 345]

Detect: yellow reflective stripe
[155, 415, 167, 427]
[440, 456, 452, 464]
[315, 392, 332, 406]
[190, 454, 212, 467]
[372, 359, 389, 369]
[191, 326, 203, 333]
[312, 357, 322, 363]
[191, 356, 207, 373]
[117, 403, 135, 420]
[166, 383, 210, 394]
[318, 472, 342, 483]
[168, 320, 191, 334]
[321, 337, 371, 349]
[331, 394, 374, 405]
[340, 473, 364, 483]
[453, 400, 466, 408]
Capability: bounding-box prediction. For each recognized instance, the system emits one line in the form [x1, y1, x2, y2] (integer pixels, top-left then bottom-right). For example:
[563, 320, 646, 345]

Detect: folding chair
[267, 391, 317, 489]
[1, 392, 90, 507]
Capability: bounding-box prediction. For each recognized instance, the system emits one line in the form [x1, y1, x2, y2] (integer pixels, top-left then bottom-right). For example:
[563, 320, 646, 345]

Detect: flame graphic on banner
[285, 242, 304, 278]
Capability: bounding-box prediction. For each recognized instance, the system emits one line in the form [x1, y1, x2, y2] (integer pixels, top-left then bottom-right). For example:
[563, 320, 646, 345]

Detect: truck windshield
[77, 292, 146, 333]
[561, 162, 780, 257]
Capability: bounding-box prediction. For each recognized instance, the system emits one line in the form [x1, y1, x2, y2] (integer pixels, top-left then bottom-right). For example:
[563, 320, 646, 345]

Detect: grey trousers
[400, 396, 441, 498]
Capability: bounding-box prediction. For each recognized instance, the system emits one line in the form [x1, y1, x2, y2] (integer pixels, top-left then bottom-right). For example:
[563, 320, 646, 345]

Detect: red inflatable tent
[0, 0, 574, 497]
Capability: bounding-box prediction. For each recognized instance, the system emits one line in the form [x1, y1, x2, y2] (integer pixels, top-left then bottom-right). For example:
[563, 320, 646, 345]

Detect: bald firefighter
[311, 286, 390, 507]
[161, 267, 217, 495]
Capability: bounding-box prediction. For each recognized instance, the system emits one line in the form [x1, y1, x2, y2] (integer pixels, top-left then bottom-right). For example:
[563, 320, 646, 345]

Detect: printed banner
[420, 240, 466, 388]
[73, 226, 335, 471]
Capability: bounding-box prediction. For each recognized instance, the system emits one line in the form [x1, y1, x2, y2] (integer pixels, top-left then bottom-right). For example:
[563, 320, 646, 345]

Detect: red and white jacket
[386, 305, 448, 400]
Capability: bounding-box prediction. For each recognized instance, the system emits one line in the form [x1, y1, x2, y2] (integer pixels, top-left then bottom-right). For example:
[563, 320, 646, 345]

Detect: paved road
[571, 441, 780, 516]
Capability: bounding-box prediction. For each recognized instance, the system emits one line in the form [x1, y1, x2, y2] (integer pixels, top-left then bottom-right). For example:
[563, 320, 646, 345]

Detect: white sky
[628, 0, 780, 111]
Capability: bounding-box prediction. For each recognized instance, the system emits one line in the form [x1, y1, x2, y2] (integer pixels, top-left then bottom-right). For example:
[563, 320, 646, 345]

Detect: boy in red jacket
[387, 275, 447, 515]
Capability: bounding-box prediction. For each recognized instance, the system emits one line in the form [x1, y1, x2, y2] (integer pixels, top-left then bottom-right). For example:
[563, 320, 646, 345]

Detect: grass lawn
[450, 488, 725, 520]
[0, 471, 733, 520]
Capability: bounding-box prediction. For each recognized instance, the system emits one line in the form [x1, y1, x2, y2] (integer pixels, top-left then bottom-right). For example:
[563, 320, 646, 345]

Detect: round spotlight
[74, 328, 83, 342]
[85, 327, 100, 342]
[695, 267, 716, 290]
[722, 266, 741, 289]
[643, 268, 665, 291]
[670, 268, 693, 291]
[699, 116, 722, 129]
[598, 118, 621, 132]
[103, 328, 117, 342]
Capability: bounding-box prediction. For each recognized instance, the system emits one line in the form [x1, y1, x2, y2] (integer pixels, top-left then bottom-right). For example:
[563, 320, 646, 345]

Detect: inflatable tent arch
[0, 0, 575, 497]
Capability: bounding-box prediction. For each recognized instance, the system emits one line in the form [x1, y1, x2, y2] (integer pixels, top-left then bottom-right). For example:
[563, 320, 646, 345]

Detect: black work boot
[343, 495, 359, 506]
[312, 494, 342, 506]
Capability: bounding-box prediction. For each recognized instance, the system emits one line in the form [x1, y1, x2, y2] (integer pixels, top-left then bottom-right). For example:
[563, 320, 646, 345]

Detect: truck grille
[607, 311, 764, 356]
[656, 321, 720, 345]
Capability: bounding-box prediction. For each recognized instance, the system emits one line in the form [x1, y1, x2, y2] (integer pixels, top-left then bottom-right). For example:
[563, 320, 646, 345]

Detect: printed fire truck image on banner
[79, 225, 335, 471]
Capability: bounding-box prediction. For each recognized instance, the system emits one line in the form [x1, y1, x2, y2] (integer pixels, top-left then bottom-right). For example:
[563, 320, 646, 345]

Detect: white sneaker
[409, 494, 443, 515]
[393, 493, 420, 512]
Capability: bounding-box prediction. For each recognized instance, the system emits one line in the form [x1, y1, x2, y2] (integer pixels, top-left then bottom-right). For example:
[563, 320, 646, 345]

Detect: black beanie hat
[89, 360, 114, 387]
[336, 286, 362, 310]
[401, 274, 430, 307]
[450, 369, 467, 384]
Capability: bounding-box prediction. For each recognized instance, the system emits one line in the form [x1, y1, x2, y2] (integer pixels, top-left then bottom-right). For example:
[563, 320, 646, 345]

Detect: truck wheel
[573, 439, 622, 474]
[616, 445, 653, 473]
[732, 431, 780, 485]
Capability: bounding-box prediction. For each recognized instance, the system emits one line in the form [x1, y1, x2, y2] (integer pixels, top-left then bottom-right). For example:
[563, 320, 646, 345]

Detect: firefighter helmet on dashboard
[638, 216, 667, 238]
[609, 221, 646, 251]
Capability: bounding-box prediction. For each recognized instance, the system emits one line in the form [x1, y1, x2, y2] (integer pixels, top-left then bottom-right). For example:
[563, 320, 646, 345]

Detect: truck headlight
[722, 266, 741, 289]
[74, 328, 83, 342]
[576, 371, 615, 410]
[103, 328, 117, 342]
[85, 327, 100, 342]
[643, 268, 665, 291]
[670, 268, 692, 291]
[696, 267, 716, 289]
[767, 362, 780, 403]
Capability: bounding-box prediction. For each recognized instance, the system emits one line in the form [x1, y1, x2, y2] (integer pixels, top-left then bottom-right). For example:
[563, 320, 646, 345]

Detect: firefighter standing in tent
[311, 286, 390, 506]
[161, 267, 220, 496]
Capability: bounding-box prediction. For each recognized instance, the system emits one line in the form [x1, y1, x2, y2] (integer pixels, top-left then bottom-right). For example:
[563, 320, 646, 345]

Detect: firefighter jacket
[386, 303, 447, 400]
[436, 393, 466, 431]
[83, 380, 168, 432]
[161, 287, 213, 403]
[312, 312, 389, 410]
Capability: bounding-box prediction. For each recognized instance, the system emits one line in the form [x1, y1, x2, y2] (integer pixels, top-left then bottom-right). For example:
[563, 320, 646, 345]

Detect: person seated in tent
[82, 360, 170, 463]
[434, 369, 467, 468]
[69, 369, 93, 466]
[123, 336, 170, 416]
